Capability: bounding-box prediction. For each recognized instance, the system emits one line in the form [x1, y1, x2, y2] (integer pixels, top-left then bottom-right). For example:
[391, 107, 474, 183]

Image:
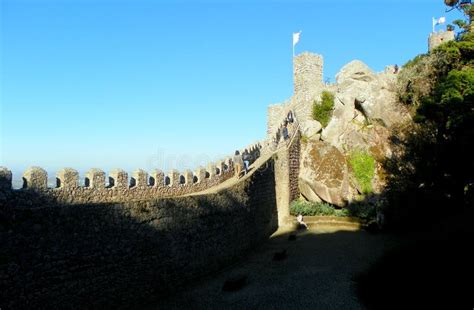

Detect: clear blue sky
[0, 0, 465, 183]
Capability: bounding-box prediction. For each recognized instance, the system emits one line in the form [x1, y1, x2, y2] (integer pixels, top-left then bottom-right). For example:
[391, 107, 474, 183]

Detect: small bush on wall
[312, 91, 335, 127]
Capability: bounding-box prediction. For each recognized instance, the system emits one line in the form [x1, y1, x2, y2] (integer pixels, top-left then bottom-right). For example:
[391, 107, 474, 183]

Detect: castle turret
[428, 30, 455, 51]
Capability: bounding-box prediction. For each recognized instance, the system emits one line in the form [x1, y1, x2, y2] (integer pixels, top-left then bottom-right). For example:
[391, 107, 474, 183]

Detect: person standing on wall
[233, 150, 244, 178]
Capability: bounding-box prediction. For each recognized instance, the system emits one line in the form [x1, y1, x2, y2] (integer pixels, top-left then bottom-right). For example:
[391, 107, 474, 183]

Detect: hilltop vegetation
[384, 30, 474, 228]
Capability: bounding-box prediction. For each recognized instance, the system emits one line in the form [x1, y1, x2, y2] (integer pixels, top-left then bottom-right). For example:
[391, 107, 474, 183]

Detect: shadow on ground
[144, 225, 400, 310]
[355, 208, 474, 310]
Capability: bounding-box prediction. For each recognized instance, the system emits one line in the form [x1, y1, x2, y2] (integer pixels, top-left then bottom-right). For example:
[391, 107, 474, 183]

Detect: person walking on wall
[274, 126, 282, 147]
[282, 122, 289, 141]
[242, 149, 251, 175]
[233, 150, 244, 178]
[286, 110, 294, 124]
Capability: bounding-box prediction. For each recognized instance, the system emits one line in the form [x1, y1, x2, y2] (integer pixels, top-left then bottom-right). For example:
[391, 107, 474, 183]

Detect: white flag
[433, 16, 446, 27]
[293, 31, 301, 47]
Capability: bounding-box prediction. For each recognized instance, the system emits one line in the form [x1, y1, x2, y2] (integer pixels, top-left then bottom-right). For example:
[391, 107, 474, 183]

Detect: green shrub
[402, 53, 427, 69]
[335, 208, 350, 217]
[346, 202, 376, 220]
[290, 199, 373, 218]
[312, 91, 335, 127]
[290, 200, 336, 216]
[349, 151, 375, 195]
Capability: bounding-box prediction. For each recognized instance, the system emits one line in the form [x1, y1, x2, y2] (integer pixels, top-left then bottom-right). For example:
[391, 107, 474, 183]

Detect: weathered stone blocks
[207, 162, 217, 178]
[23, 166, 48, 190]
[131, 169, 148, 188]
[183, 170, 193, 185]
[293, 52, 324, 97]
[85, 168, 106, 189]
[194, 167, 207, 183]
[168, 170, 180, 187]
[150, 169, 165, 187]
[216, 161, 224, 175]
[56, 168, 79, 189]
[109, 169, 128, 189]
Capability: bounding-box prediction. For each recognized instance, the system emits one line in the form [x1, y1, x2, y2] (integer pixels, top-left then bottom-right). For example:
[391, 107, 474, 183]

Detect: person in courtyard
[296, 214, 308, 229]
[233, 150, 244, 178]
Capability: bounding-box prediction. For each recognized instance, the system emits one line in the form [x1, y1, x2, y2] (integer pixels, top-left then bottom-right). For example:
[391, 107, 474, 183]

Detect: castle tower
[293, 52, 324, 97]
[267, 52, 325, 137]
[428, 30, 455, 51]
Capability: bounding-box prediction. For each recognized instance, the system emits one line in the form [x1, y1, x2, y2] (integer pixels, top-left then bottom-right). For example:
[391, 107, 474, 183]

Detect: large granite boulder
[301, 120, 322, 138]
[299, 140, 350, 207]
[320, 93, 356, 148]
[336, 60, 376, 84]
[322, 60, 409, 150]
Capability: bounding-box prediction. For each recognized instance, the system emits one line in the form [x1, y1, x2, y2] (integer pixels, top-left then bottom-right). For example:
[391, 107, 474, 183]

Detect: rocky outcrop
[336, 60, 377, 83]
[299, 140, 350, 207]
[269, 54, 409, 206]
[295, 60, 410, 205]
[322, 60, 409, 150]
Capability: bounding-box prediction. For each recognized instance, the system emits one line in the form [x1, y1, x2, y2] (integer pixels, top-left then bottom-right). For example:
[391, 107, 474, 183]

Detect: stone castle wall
[0, 49, 314, 308]
[267, 100, 290, 136]
[428, 30, 455, 51]
[288, 131, 301, 202]
[0, 144, 261, 205]
[0, 158, 278, 309]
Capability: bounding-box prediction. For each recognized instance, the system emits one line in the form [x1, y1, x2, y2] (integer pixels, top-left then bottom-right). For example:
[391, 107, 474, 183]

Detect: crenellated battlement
[0, 143, 262, 205]
[1, 147, 279, 309]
